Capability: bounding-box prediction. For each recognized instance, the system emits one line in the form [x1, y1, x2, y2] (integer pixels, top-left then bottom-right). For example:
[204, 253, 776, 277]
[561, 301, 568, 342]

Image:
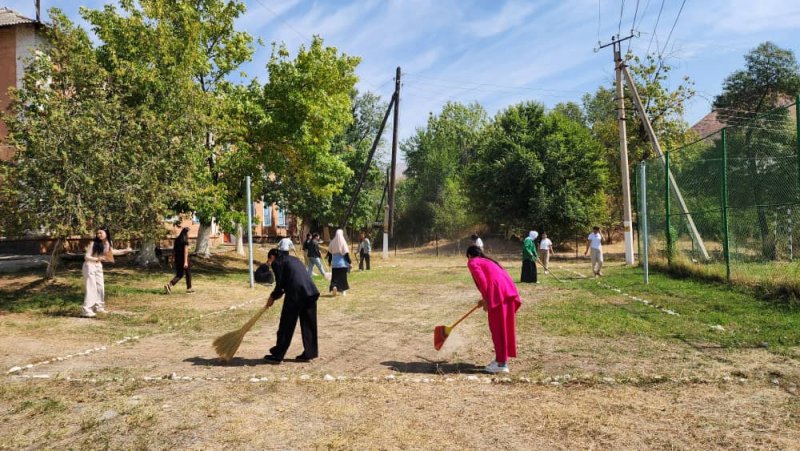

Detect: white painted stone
[7, 366, 22, 374]
[323, 374, 335, 381]
[299, 374, 311, 381]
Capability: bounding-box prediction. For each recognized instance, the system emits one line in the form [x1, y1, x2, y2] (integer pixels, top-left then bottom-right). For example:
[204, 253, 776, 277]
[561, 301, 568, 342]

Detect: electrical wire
[618, 0, 626, 36]
[646, 0, 665, 55]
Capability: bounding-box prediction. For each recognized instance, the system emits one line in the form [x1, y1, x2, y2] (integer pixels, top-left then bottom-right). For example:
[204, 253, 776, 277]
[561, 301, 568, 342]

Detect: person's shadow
[381, 357, 485, 375]
[184, 356, 265, 367]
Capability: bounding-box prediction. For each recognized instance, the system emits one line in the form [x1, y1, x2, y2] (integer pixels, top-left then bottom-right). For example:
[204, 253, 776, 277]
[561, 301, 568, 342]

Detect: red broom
[433, 303, 481, 350]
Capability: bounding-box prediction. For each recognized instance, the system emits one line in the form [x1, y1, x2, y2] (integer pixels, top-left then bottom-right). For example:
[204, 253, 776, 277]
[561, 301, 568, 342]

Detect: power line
[626, 0, 640, 53]
[597, 0, 602, 45]
[617, 0, 626, 35]
[404, 73, 586, 94]
[251, 0, 312, 45]
[646, 0, 665, 55]
[651, 0, 687, 82]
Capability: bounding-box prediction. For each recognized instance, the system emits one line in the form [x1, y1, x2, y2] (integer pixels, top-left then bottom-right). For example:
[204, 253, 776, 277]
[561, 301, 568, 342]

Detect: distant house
[690, 96, 798, 138]
[0, 6, 46, 161]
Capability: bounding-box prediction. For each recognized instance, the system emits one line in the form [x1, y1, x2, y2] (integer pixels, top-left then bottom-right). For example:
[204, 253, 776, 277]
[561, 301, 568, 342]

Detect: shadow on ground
[381, 359, 485, 375]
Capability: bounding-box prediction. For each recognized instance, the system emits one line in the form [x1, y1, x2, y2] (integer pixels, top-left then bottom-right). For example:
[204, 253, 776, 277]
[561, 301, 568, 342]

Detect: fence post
[721, 129, 731, 281]
[639, 162, 649, 284]
[796, 95, 800, 199]
[665, 150, 672, 264]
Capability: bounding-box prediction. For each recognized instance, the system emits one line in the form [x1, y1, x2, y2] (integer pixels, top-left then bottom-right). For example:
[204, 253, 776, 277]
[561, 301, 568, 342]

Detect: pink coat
[468, 257, 521, 309]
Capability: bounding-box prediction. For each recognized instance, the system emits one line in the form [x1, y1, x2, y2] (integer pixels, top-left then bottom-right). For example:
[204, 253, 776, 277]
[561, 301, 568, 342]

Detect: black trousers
[269, 293, 319, 360]
[521, 259, 537, 283]
[359, 252, 370, 270]
[170, 262, 192, 289]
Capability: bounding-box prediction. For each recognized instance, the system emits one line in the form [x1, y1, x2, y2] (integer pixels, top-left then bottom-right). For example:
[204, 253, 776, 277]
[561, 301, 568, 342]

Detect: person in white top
[471, 233, 484, 251]
[583, 226, 604, 277]
[538, 232, 553, 273]
[82, 227, 133, 317]
[277, 236, 295, 255]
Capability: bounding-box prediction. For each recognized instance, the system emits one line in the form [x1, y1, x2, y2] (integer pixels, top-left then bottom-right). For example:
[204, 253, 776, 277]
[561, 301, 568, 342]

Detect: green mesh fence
[638, 99, 800, 287]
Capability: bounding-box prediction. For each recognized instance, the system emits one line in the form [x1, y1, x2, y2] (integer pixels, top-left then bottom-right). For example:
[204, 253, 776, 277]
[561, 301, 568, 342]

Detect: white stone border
[6, 296, 264, 375]
[6, 371, 769, 388]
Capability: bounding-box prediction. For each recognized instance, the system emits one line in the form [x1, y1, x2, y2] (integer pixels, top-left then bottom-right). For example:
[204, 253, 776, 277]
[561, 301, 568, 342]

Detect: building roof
[0, 7, 36, 28]
[690, 96, 797, 138]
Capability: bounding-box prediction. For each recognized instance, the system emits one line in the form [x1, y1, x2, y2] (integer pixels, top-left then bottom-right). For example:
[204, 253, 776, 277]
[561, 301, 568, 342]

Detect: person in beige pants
[583, 226, 604, 277]
[538, 232, 553, 273]
[82, 227, 132, 317]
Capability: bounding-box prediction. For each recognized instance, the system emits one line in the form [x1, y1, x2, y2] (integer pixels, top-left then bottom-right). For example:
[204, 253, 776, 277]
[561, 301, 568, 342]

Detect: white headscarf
[528, 230, 539, 240]
[328, 229, 349, 255]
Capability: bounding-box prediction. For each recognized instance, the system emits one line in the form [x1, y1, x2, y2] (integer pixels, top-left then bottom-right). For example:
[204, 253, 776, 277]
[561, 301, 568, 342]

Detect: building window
[277, 208, 286, 227]
[263, 204, 272, 226]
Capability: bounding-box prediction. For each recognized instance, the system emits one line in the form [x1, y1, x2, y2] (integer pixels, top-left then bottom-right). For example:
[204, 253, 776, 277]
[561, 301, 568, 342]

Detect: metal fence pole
[639, 162, 649, 284]
[721, 129, 731, 281]
[796, 96, 800, 199]
[665, 151, 672, 264]
[246, 176, 254, 288]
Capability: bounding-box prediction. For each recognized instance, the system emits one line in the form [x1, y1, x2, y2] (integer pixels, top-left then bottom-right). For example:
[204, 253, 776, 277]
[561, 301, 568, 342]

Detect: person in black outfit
[164, 227, 193, 294]
[264, 248, 320, 363]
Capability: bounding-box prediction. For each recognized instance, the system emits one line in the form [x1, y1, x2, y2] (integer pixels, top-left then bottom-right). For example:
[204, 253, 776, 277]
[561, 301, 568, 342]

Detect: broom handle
[450, 303, 481, 329]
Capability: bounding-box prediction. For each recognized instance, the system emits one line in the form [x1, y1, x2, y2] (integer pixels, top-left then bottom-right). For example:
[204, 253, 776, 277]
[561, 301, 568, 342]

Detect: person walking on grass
[539, 232, 553, 273]
[278, 236, 295, 256]
[584, 226, 604, 277]
[466, 245, 521, 374]
[302, 233, 312, 266]
[326, 229, 351, 296]
[521, 230, 538, 283]
[358, 232, 371, 271]
[263, 249, 320, 364]
[471, 233, 484, 251]
[165, 227, 194, 294]
[83, 227, 133, 317]
[306, 233, 326, 277]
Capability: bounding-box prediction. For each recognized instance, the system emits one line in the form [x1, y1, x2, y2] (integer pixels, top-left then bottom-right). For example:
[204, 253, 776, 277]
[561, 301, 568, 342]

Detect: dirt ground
[1, 247, 799, 449]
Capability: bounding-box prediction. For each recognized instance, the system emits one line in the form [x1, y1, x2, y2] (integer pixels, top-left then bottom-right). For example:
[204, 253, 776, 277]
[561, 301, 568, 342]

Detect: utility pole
[599, 35, 636, 265]
[621, 65, 711, 260]
[387, 67, 401, 238]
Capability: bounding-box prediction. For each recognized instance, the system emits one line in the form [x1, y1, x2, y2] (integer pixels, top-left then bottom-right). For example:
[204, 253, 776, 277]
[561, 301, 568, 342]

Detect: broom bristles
[213, 306, 269, 362]
[433, 325, 448, 351]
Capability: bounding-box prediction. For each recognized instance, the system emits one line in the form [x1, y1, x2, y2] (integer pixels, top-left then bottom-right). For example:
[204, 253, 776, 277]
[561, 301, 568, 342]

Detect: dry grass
[1, 248, 799, 449]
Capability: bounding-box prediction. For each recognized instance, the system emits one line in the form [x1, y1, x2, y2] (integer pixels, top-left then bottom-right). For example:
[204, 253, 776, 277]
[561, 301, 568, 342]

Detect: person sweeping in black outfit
[263, 248, 320, 364]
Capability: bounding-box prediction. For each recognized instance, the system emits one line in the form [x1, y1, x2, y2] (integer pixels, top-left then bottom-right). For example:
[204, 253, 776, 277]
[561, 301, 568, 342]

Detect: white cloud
[462, 0, 539, 38]
[708, 0, 800, 33]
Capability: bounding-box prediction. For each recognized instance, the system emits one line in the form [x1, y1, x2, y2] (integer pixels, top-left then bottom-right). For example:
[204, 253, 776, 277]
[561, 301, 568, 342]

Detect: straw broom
[213, 305, 270, 363]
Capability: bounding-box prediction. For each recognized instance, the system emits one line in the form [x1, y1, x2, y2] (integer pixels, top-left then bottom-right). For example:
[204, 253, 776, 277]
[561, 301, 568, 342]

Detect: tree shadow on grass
[0, 282, 83, 314]
[381, 358, 485, 375]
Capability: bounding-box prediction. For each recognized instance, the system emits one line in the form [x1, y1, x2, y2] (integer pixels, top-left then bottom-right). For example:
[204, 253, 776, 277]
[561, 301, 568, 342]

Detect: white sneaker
[95, 309, 108, 314]
[81, 311, 97, 318]
[341, 290, 347, 296]
[485, 361, 509, 374]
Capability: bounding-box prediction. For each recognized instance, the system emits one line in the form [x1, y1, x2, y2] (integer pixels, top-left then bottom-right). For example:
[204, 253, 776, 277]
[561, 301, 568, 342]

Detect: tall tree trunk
[196, 222, 213, 258]
[235, 223, 244, 256]
[44, 238, 63, 280]
[135, 238, 159, 267]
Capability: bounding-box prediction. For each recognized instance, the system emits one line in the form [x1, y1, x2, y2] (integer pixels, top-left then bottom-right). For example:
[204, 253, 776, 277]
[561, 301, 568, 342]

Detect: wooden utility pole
[599, 35, 636, 265]
[621, 64, 711, 260]
[387, 67, 401, 238]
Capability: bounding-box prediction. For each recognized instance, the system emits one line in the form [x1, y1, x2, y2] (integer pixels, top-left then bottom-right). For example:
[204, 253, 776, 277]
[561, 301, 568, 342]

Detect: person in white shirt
[583, 226, 604, 277]
[357, 232, 371, 270]
[471, 233, 484, 251]
[277, 236, 295, 256]
[538, 232, 553, 273]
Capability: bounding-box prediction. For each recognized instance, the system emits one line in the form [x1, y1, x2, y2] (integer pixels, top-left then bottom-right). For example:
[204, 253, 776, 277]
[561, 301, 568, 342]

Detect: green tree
[396, 102, 488, 242]
[468, 102, 608, 242]
[255, 37, 361, 235]
[713, 42, 800, 258]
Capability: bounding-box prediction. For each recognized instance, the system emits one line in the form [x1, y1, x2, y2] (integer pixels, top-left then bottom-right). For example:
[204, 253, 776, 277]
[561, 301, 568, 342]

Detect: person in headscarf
[466, 245, 521, 374]
[521, 230, 538, 283]
[326, 229, 351, 296]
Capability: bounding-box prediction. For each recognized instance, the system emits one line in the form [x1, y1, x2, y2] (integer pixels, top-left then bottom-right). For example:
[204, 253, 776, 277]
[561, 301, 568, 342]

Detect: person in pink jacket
[466, 245, 522, 374]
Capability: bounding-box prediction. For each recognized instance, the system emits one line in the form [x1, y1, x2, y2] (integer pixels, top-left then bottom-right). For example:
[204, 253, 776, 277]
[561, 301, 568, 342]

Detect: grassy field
[1, 247, 799, 449]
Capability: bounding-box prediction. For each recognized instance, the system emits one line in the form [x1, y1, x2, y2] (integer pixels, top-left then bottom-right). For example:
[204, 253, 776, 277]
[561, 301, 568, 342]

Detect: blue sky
[6, 0, 800, 150]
